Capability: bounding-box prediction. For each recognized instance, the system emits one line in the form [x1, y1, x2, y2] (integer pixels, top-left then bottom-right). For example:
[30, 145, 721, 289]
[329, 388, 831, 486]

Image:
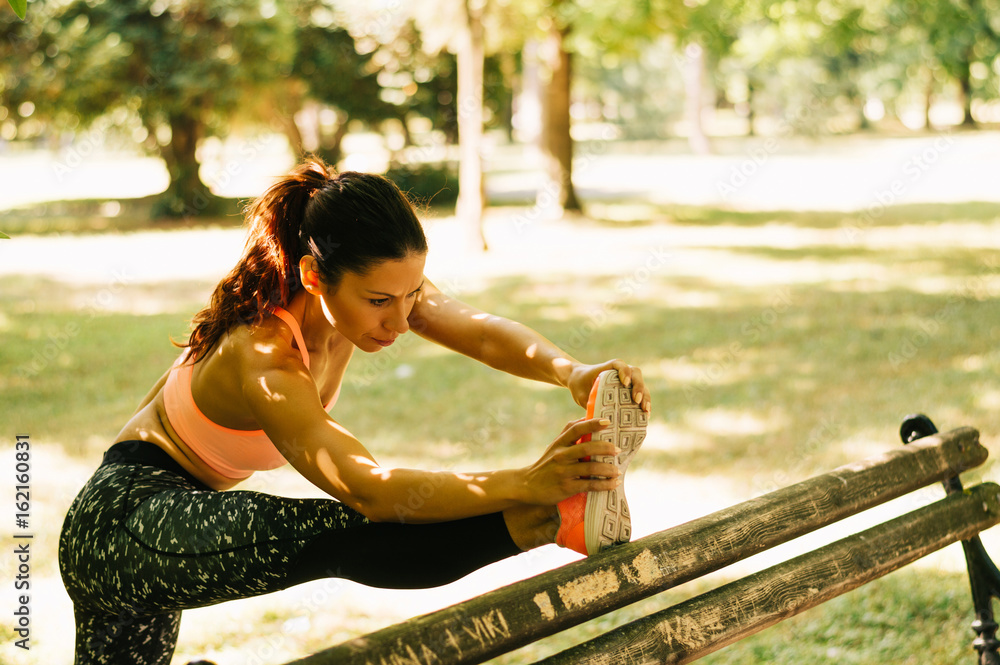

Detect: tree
[539, 4, 581, 211]
[648, 0, 742, 152]
[910, 0, 1000, 126]
[3, 0, 296, 217]
[284, 4, 398, 164]
[510, 0, 659, 214]
[385, 0, 490, 247]
[455, 0, 488, 248]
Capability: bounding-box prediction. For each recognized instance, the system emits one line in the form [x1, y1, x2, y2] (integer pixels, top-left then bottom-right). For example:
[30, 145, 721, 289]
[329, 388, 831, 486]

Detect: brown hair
[180, 159, 427, 360]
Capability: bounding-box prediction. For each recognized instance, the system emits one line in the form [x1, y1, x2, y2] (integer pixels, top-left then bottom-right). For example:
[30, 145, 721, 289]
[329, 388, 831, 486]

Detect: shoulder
[226, 314, 326, 418]
[221, 313, 309, 379]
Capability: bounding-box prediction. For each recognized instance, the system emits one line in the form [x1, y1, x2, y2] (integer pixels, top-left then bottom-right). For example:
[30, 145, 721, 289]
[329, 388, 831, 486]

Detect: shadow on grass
[1, 275, 206, 454]
[0, 194, 459, 236]
[0, 195, 249, 236]
[5, 241, 999, 491]
[5, 195, 1000, 238]
[336, 270, 1000, 491]
[584, 200, 1000, 230]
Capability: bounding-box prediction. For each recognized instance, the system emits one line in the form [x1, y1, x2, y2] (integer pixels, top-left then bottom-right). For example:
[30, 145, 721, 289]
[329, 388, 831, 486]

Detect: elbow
[347, 492, 409, 524]
[353, 499, 407, 524]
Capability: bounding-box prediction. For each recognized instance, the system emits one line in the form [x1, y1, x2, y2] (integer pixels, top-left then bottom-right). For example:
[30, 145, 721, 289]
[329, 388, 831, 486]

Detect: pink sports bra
[163, 307, 338, 480]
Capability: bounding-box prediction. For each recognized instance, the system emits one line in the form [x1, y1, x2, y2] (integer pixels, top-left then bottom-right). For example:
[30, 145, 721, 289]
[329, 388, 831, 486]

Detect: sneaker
[555, 369, 647, 555]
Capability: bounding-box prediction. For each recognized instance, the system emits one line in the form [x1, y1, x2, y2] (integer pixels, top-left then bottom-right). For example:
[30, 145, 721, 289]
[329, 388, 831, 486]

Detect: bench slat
[285, 427, 985, 665]
[536, 481, 1000, 664]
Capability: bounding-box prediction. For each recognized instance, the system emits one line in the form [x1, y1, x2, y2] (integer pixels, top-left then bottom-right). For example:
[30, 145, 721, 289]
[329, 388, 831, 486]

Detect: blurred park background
[2, 0, 1000, 663]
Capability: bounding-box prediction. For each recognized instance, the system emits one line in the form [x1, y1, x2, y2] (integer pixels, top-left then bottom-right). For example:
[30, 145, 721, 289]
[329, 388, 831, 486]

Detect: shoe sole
[584, 369, 648, 554]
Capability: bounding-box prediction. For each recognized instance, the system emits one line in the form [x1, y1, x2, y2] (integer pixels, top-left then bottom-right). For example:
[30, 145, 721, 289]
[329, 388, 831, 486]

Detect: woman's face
[318, 252, 427, 352]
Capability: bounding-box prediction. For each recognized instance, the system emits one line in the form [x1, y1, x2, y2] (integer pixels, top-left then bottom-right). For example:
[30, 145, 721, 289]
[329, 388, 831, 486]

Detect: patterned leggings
[58, 441, 520, 665]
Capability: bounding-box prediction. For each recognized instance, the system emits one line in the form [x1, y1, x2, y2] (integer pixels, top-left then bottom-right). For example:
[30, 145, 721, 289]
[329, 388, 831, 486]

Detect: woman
[58, 160, 651, 665]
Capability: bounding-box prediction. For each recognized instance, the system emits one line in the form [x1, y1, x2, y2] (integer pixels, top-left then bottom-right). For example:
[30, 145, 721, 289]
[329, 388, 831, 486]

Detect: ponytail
[179, 159, 427, 360]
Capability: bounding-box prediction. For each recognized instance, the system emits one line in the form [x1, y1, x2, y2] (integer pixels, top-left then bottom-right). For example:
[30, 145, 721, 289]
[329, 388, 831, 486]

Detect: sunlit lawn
[2, 195, 1000, 663]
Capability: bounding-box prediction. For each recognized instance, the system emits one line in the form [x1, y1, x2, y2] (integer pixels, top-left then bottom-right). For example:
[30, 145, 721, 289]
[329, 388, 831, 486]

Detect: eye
[369, 298, 390, 307]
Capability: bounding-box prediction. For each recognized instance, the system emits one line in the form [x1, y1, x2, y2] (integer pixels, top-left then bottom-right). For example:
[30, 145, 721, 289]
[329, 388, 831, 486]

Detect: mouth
[373, 337, 395, 347]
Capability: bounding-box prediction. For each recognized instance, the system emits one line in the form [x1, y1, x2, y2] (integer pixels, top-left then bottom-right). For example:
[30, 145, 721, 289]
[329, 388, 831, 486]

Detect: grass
[586, 200, 1000, 230]
[4, 198, 999, 664]
[0, 195, 247, 235]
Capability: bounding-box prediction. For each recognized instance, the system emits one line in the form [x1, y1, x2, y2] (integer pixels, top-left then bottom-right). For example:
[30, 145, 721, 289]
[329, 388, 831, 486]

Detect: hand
[520, 418, 621, 505]
[567, 359, 651, 414]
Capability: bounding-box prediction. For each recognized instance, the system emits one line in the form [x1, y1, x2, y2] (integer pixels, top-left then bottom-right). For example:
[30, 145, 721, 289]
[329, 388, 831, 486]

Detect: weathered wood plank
[536, 482, 1000, 665]
[284, 427, 985, 665]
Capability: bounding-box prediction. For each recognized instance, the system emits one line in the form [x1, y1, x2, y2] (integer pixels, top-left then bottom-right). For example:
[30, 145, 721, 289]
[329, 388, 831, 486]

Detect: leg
[289, 510, 523, 589]
[503, 504, 560, 551]
[72, 605, 180, 665]
[62, 461, 524, 610]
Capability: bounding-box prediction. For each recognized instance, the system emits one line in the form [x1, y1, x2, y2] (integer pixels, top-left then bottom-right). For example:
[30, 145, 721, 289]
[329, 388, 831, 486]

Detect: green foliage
[6, 0, 25, 20]
[385, 161, 458, 207]
[291, 7, 396, 127]
[361, 19, 461, 140]
[0, 0, 453, 215]
[3, 0, 295, 132]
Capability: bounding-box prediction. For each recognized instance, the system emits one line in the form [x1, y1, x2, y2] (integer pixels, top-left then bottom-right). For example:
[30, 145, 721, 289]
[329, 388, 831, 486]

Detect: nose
[384, 304, 409, 335]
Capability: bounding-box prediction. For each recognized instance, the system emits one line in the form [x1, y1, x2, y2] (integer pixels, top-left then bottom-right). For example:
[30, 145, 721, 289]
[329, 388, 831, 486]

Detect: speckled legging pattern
[59, 447, 519, 665]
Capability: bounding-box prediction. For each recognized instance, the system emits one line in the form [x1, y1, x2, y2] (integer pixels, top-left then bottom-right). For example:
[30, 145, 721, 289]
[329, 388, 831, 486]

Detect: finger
[627, 366, 645, 405]
[611, 359, 632, 387]
[559, 417, 610, 446]
[570, 476, 621, 494]
[555, 438, 614, 466]
[557, 416, 588, 435]
[573, 440, 618, 460]
[574, 460, 618, 479]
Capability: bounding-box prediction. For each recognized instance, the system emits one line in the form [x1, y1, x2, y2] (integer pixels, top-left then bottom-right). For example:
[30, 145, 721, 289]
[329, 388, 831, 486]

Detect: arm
[239, 342, 619, 523]
[409, 279, 651, 412]
[133, 366, 172, 414]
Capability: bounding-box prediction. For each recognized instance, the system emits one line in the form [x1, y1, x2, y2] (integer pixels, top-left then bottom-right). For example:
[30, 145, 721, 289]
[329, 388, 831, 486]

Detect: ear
[299, 256, 323, 294]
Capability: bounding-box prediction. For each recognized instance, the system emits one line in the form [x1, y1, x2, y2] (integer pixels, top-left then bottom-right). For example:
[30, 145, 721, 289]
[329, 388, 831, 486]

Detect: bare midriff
[114, 394, 245, 490]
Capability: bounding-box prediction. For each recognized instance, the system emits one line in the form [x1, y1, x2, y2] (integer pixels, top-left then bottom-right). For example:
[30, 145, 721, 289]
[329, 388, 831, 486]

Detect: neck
[289, 290, 350, 354]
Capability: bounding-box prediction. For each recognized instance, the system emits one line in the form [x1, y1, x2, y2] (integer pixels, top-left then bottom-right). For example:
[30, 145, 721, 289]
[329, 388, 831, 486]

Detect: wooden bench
[282, 415, 1000, 665]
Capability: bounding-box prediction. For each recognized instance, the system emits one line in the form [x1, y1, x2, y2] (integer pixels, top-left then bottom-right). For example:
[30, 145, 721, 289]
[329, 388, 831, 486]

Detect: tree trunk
[682, 41, 711, 155]
[156, 111, 217, 218]
[541, 19, 581, 213]
[318, 109, 350, 166]
[456, 0, 488, 250]
[958, 57, 976, 127]
[856, 92, 871, 131]
[924, 68, 934, 129]
[498, 50, 517, 143]
[267, 83, 307, 157]
[276, 110, 306, 157]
